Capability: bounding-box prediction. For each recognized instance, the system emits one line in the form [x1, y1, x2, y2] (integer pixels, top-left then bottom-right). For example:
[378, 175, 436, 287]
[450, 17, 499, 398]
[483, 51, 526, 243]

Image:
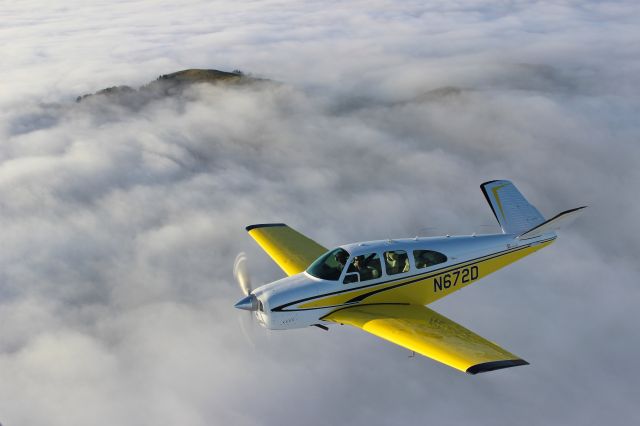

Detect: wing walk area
[323, 304, 527, 374]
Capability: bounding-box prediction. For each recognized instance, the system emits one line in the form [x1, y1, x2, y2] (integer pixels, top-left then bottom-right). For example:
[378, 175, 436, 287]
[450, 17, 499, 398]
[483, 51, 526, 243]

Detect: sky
[1, 1, 640, 425]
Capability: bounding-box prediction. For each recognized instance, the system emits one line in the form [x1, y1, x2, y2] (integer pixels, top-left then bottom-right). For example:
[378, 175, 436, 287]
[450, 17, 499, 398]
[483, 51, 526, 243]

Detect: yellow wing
[246, 223, 327, 276]
[323, 304, 527, 374]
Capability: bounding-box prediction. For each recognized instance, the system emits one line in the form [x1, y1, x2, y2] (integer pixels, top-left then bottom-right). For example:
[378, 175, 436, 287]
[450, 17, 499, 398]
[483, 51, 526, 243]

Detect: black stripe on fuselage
[272, 236, 555, 312]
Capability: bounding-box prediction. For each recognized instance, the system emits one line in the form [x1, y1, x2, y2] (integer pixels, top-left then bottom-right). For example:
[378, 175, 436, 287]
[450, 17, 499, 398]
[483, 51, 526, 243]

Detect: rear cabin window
[307, 248, 350, 281]
[343, 253, 382, 284]
[413, 250, 447, 269]
[384, 250, 410, 275]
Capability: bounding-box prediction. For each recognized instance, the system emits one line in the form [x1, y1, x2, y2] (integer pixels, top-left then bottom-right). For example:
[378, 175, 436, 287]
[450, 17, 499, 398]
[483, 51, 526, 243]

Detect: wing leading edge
[246, 223, 327, 276]
[323, 304, 528, 374]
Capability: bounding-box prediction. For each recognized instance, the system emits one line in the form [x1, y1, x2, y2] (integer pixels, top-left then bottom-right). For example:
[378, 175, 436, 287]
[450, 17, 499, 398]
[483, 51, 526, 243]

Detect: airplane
[233, 180, 586, 374]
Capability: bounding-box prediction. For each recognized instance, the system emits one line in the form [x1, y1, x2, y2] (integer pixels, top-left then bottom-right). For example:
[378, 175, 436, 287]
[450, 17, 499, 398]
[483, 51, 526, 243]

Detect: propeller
[233, 252, 257, 311]
[233, 252, 262, 347]
[234, 252, 252, 296]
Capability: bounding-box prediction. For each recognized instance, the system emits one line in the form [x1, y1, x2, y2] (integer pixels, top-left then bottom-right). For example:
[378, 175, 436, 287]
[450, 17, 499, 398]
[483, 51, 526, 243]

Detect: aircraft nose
[234, 294, 257, 311]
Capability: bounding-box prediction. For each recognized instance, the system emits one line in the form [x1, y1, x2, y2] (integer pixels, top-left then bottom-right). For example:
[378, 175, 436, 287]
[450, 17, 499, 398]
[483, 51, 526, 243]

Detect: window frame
[341, 252, 385, 285]
[412, 249, 448, 270]
[383, 249, 412, 276]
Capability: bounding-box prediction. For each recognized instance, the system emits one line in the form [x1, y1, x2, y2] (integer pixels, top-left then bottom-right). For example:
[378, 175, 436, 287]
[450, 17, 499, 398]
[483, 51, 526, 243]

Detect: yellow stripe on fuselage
[294, 239, 553, 310]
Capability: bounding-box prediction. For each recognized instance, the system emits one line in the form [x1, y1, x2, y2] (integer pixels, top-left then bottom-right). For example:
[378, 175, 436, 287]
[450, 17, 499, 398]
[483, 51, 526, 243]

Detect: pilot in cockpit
[349, 255, 373, 280]
[334, 250, 349, 269]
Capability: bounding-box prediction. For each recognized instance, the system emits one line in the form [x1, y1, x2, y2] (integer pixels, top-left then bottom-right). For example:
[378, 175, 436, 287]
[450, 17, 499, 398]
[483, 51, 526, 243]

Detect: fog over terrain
[1, 1, 640, 425]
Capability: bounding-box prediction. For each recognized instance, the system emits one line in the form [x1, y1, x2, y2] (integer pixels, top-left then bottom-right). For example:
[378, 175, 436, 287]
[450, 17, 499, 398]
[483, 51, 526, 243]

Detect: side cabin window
[413, 250, 447, 269]
[384, 250, 410, 275]
[343, 253, 382, 284]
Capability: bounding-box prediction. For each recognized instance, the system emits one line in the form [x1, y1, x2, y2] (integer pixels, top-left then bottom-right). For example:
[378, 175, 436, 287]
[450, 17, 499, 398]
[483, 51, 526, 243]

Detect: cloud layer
[1, 1, 640, 425]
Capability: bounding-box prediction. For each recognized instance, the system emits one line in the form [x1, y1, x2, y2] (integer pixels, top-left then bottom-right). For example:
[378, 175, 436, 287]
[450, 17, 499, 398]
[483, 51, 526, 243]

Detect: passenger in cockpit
[386, 251, 409, 274]
[385, 252, 399, 274]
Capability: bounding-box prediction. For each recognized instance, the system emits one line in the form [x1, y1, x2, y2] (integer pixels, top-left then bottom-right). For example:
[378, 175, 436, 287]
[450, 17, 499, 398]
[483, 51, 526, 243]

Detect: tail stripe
[492, 183, 509, 222]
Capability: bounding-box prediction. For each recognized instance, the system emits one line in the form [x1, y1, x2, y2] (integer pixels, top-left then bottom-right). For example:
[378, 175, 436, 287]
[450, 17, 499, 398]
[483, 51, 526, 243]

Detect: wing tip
[245, 223, 287, 232]
[466, 359, 529, 375]
[565, 205, 588, 213]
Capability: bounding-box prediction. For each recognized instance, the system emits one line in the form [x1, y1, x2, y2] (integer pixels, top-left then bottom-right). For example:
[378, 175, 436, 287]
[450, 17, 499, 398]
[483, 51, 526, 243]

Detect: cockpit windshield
[306, 248, 350, 281]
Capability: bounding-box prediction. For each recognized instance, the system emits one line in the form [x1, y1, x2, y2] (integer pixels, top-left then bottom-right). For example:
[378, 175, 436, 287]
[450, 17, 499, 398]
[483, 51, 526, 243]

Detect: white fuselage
[250, 232, 555, 330]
